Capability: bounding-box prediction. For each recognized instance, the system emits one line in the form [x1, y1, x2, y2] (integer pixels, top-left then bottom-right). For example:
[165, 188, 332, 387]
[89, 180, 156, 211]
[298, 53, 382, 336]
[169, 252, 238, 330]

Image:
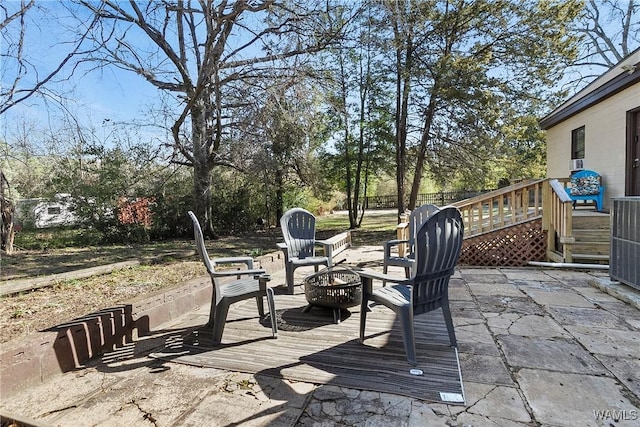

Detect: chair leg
[207, 299, 217, 327]
[286, 265, 295, 295]
[398, 308, 417, 366]
[382, 264, 388, 287]
[266, 287, 278, 338]
[359, 296, 368, 343]
[212, 301, 231, 344]
[333, 308, 341, 324]
[442, 302, 457, 347]
[255, 296, 265, 317]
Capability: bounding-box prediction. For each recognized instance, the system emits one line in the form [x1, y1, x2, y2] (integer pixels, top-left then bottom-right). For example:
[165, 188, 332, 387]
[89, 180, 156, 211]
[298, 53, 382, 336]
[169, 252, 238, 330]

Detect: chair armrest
[315, 239, 332, 254]
[256, 273, 271, 289]
[383, 239, 409, 258]
[385, 239, 409, 247]
[277, 242, 291, 262]
[351, 267, 411, 285]
[211, 256, 254, 270]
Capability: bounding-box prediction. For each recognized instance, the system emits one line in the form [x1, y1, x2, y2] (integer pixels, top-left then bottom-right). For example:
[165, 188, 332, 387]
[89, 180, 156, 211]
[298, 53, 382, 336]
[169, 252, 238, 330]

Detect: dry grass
[0, 261, 204, 344]
[0, 210, 398, 345]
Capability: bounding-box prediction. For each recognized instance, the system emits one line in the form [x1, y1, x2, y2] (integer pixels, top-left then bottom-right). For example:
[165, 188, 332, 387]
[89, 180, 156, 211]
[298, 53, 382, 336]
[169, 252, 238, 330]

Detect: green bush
[211, 186, 260, 233]
[150, 192, 193, 240]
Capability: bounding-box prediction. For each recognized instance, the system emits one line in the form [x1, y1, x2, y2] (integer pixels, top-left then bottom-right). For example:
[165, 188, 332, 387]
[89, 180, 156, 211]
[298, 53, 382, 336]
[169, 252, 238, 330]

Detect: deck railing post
[545, 179, 575, 263]
[542, 179, 553, 257]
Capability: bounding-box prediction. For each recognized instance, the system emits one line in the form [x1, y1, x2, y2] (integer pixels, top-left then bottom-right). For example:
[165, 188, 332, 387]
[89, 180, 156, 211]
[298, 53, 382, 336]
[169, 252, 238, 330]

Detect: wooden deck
[447, 179, 611, 265]
[149, 285, 464, 404]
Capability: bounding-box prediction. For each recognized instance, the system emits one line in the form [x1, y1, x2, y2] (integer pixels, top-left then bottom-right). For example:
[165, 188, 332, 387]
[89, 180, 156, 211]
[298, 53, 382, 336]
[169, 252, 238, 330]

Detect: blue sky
[2, 1, 636, 149]
[2, 1, 164, 144]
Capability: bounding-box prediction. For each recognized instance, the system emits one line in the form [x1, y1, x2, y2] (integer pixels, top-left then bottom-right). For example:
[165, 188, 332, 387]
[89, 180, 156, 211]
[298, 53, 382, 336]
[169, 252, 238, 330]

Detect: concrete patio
[1, 244, 639, 427]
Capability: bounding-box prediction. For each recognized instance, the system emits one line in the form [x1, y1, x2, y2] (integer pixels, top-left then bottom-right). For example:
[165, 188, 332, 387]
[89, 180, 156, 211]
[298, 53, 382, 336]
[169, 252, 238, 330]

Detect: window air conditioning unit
[570, 158, 584, 171]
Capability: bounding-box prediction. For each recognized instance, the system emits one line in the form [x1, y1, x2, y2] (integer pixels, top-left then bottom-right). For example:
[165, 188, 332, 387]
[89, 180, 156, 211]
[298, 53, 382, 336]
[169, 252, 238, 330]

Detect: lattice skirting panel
[459, 220, 547, 267]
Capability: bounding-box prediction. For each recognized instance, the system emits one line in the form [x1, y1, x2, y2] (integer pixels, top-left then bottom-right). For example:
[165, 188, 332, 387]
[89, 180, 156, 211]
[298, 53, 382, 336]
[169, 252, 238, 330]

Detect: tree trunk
[353, 91, 366, 229]
[409, 96, 438, 210]
[1, 171, 15, 253]
[275, 166, 284, 224]
[395, 53, 411, 219]
[191, 102, 215, 238]
[393, 15, 413, 220]
[336, 56, 357, 229]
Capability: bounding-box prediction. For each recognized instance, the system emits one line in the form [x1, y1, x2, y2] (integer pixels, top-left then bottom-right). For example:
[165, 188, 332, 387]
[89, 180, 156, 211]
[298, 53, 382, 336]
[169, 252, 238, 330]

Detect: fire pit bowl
[303, 266, 362, 323]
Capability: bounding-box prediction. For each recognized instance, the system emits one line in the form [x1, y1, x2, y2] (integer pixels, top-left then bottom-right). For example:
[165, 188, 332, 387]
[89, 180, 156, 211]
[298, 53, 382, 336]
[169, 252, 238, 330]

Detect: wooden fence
[363, 190, 493, 210]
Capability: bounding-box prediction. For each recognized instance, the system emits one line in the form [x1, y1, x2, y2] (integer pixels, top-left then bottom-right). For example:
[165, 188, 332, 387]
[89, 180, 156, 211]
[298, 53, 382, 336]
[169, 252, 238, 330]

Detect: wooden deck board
[150, 289, 464, 404]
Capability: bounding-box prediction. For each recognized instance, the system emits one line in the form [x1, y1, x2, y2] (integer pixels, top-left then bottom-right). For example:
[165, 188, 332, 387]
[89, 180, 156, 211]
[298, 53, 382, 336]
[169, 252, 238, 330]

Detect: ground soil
[0, 228, 284, 345]
[0, 224, 391, 345]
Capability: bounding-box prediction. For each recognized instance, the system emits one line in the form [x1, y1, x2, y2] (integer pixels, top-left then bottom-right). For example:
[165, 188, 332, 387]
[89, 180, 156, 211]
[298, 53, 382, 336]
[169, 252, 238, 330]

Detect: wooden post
[397, 212, 409, 257]
[542, 179, 554, 261]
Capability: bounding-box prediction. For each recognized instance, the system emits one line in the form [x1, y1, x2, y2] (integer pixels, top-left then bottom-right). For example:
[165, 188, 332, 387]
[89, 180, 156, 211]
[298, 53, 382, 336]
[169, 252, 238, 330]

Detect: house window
[571, 126, 585, 159]
[47, 207, 61, 215]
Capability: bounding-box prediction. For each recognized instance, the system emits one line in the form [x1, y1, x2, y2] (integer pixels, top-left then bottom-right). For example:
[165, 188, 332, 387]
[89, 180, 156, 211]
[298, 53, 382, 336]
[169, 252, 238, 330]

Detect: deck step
[573, 216, 610, 230]
[571, 253, 609, 263]
[572, 223, 610, 259]
[572, 229, 610, 241]
[571, 243, 609, 256]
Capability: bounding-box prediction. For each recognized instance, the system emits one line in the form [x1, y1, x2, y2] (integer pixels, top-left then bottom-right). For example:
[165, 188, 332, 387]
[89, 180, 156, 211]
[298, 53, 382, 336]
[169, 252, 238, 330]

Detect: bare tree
[73, 0, 345, 237]
[0, 1, 100, 115]
[0, 0, 35, 114]
[560, 0, 640, 89]
[577, 0, 639, 67]
[250, 80, 330, 222]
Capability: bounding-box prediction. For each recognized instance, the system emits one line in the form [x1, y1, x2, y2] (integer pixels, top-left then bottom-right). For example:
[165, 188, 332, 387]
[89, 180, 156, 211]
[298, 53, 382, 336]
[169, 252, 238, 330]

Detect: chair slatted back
[188, 211, 215, 275]
[407, 204, 440, 251]
[412, 207, 464, 315]
[280, 208, 317, 259]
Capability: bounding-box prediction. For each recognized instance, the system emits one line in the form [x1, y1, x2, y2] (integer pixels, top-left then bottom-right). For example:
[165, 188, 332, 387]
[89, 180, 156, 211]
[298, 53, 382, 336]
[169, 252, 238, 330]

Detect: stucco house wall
[545, 84, 639, 201]
[541, 47, 640, 210]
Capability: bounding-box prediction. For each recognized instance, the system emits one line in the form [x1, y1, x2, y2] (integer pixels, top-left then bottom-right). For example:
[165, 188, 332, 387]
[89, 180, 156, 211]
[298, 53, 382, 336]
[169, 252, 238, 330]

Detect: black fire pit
[303, 266, 362, 324]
